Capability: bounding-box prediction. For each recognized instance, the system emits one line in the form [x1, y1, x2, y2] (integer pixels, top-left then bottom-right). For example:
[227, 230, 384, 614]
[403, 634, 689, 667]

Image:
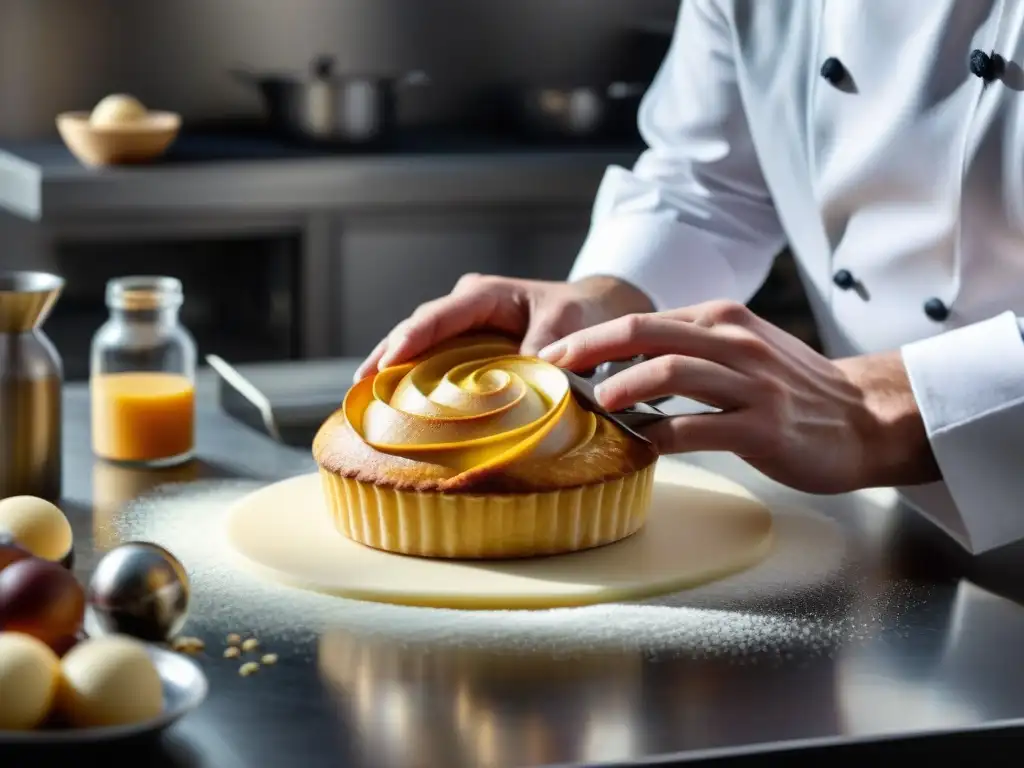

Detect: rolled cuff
[899, 311, 1024, 554]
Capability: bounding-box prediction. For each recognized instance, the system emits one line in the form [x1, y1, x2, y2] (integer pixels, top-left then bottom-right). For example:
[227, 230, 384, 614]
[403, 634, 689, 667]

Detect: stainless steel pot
[233, 55, 429, 144]
[515, 81, 647, 139]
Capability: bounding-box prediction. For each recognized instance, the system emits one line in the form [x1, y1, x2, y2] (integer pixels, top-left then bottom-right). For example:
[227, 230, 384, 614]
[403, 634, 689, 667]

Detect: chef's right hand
[354, 274, 653, 382]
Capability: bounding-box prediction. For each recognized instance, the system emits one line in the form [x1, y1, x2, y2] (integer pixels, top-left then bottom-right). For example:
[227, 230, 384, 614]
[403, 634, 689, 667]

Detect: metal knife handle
[612, 409, 670, 429]
[564, 369, 668, 444]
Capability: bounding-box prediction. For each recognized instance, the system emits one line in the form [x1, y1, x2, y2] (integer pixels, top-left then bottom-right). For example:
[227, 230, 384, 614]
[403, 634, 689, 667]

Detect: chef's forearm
[566, 0, 784, 317]
[573, 275, 655, 318]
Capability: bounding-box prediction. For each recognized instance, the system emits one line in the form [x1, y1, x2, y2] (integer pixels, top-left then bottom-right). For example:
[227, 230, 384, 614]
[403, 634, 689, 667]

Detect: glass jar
[90, 276, 197, 467]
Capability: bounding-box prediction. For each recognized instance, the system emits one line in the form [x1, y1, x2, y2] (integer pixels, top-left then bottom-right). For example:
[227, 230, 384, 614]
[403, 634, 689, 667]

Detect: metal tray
[207, 355, 353, 447]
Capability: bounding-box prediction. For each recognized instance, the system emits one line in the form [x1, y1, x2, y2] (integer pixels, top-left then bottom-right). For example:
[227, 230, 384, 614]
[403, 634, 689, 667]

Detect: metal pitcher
[0, 271, 64, 500]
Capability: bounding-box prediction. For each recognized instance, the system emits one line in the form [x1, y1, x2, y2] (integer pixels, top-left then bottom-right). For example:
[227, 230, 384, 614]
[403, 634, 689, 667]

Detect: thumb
[520, 316, 565, 358]
[523, 323, 596, 377]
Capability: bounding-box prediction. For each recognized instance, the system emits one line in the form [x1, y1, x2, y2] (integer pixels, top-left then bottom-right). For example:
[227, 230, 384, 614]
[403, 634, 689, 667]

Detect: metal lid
[106, 276, 183, 311]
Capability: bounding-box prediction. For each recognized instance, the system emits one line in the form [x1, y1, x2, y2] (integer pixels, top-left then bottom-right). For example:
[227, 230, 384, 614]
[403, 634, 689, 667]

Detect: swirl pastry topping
[343, 337, 597, 489]
[313, 334, 658, 559]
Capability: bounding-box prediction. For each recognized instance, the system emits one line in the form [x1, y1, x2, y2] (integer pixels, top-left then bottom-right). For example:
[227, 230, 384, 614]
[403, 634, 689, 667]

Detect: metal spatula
[563, 369, 669, 444]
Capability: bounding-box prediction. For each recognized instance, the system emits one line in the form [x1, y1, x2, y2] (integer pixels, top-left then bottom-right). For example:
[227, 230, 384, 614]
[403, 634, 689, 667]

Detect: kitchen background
[0, 0, 815, 380]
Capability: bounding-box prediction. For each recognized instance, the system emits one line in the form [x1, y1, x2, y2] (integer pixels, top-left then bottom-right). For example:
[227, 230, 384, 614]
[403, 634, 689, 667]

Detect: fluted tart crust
[313, 334, 658, 559]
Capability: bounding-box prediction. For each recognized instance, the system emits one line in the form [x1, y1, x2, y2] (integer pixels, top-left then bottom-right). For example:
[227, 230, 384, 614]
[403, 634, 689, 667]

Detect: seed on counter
[171, 636, 205, 654]
[223, 646, 241, 659]
[260, 653, 278, 665]
[239, 662, 260, 677]
[226, 633, 241, 645]
[242, 638, 260, 652]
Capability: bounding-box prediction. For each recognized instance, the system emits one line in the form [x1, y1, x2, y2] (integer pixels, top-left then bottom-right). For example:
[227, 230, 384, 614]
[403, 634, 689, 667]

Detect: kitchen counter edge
[0, 144, 641, 221]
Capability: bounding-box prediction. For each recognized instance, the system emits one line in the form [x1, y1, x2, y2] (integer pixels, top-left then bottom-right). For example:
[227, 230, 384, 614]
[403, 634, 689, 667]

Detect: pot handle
[397, 70, 431, 88]
[606, 81, 647, 99]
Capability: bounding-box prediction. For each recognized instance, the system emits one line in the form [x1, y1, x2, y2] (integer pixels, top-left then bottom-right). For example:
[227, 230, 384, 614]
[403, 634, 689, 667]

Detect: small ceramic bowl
[56, 111, 181, 167]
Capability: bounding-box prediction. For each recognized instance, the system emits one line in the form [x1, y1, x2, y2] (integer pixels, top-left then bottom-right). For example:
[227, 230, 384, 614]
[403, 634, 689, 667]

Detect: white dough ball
[0, 496, 72, 561]
[90, 94, 148, 127]
[0, 631, 60, 730]
[57, 635, 163, 728]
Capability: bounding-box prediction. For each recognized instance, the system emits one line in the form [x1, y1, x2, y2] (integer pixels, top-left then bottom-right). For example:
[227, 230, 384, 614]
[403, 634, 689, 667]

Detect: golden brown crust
[313, 407, 657, 495]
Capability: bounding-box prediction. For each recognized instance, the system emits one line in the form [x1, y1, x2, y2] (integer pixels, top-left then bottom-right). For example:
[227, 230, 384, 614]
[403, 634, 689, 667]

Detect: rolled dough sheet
[224, 461, 774, 610]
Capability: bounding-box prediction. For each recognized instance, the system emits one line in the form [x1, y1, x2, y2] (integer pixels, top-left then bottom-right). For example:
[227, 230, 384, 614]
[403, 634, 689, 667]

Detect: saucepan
[231, 55, 430, 145]
[508, 81, 648, 139]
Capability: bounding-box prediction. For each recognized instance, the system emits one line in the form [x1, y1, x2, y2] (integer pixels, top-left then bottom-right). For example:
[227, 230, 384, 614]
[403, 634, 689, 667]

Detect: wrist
[838, 352, 941, 488]
[574, 275, 655, 318]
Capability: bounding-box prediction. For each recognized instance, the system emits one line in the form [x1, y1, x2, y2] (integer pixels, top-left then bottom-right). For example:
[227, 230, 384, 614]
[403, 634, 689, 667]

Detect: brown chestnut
[0, 557, 85, 652]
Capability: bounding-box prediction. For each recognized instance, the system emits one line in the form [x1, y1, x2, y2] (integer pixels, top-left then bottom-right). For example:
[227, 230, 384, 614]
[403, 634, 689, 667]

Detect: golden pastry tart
[313, 334, 658, 559]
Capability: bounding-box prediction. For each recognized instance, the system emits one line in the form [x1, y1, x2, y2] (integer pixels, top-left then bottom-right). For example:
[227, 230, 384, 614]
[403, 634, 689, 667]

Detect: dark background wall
[0, 0, 679, 139]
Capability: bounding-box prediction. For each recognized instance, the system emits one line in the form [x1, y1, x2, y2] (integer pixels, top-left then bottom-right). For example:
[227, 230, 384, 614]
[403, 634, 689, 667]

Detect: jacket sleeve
[899, 312, 1024, 554]
[568, 0, 786, 311]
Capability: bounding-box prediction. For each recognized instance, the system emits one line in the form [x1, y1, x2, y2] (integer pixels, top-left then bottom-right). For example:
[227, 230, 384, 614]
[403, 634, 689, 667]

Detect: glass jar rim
[106, 276, 183, 311]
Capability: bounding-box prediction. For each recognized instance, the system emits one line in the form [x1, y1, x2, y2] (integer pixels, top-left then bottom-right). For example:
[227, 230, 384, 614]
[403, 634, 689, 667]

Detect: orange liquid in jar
[91, 372, 195, 462]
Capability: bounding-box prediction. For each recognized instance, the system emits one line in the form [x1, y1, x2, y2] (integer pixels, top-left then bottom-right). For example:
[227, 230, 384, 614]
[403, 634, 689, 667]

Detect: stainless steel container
[234, 55, 429, 144]
[0, 271, 64, 501]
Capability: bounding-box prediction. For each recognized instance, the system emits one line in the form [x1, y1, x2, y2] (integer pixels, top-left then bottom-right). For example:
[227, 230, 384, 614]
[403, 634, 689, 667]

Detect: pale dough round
[90, 94, 148, 127]
[57, 635, 163, 728]
[225, 461, 774, 610]
[0, 632, 60, 730]
[0, 496, 73, 561]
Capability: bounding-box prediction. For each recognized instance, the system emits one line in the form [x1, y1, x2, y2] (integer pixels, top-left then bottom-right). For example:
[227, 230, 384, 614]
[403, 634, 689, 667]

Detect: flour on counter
[104, 480, 928, 661]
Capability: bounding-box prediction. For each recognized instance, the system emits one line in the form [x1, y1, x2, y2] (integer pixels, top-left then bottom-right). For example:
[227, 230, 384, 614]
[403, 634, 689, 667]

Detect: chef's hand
[538, 300, 941, 494]
[354, 274, 653, 382]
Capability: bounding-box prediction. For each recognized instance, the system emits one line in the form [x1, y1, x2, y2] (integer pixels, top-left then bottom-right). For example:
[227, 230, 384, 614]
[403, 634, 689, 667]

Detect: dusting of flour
[104, 480, 927, 662]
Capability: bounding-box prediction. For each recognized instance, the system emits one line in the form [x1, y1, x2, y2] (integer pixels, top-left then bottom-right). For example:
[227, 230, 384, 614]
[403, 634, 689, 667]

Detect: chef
[356, 0, 1024, 556]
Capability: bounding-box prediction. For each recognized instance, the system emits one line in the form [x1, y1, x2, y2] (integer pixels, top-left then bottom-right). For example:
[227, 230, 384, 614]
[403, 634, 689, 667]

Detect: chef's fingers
[538, 315, 692, 369]
[593, 355, 752, 412]
[668, 300, 822, 372]
[354, 336, 389, 382]
[520, 308, 574, 357]
[539, 313, 755, 373]
[376, 290, 508, 370]
[664, 299, 761, 329]
[639, 411, 755, 456]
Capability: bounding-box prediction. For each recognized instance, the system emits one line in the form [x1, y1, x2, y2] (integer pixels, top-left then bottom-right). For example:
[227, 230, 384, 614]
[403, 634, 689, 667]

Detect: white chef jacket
[569, 0, 1024, 554]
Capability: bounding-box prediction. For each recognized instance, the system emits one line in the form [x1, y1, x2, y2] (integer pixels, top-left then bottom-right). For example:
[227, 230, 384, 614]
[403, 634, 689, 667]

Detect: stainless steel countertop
[11, 364, 1024, 767]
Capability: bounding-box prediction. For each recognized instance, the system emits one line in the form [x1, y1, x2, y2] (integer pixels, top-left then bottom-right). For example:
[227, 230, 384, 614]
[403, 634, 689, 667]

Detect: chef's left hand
[538, 300, 940, 494]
